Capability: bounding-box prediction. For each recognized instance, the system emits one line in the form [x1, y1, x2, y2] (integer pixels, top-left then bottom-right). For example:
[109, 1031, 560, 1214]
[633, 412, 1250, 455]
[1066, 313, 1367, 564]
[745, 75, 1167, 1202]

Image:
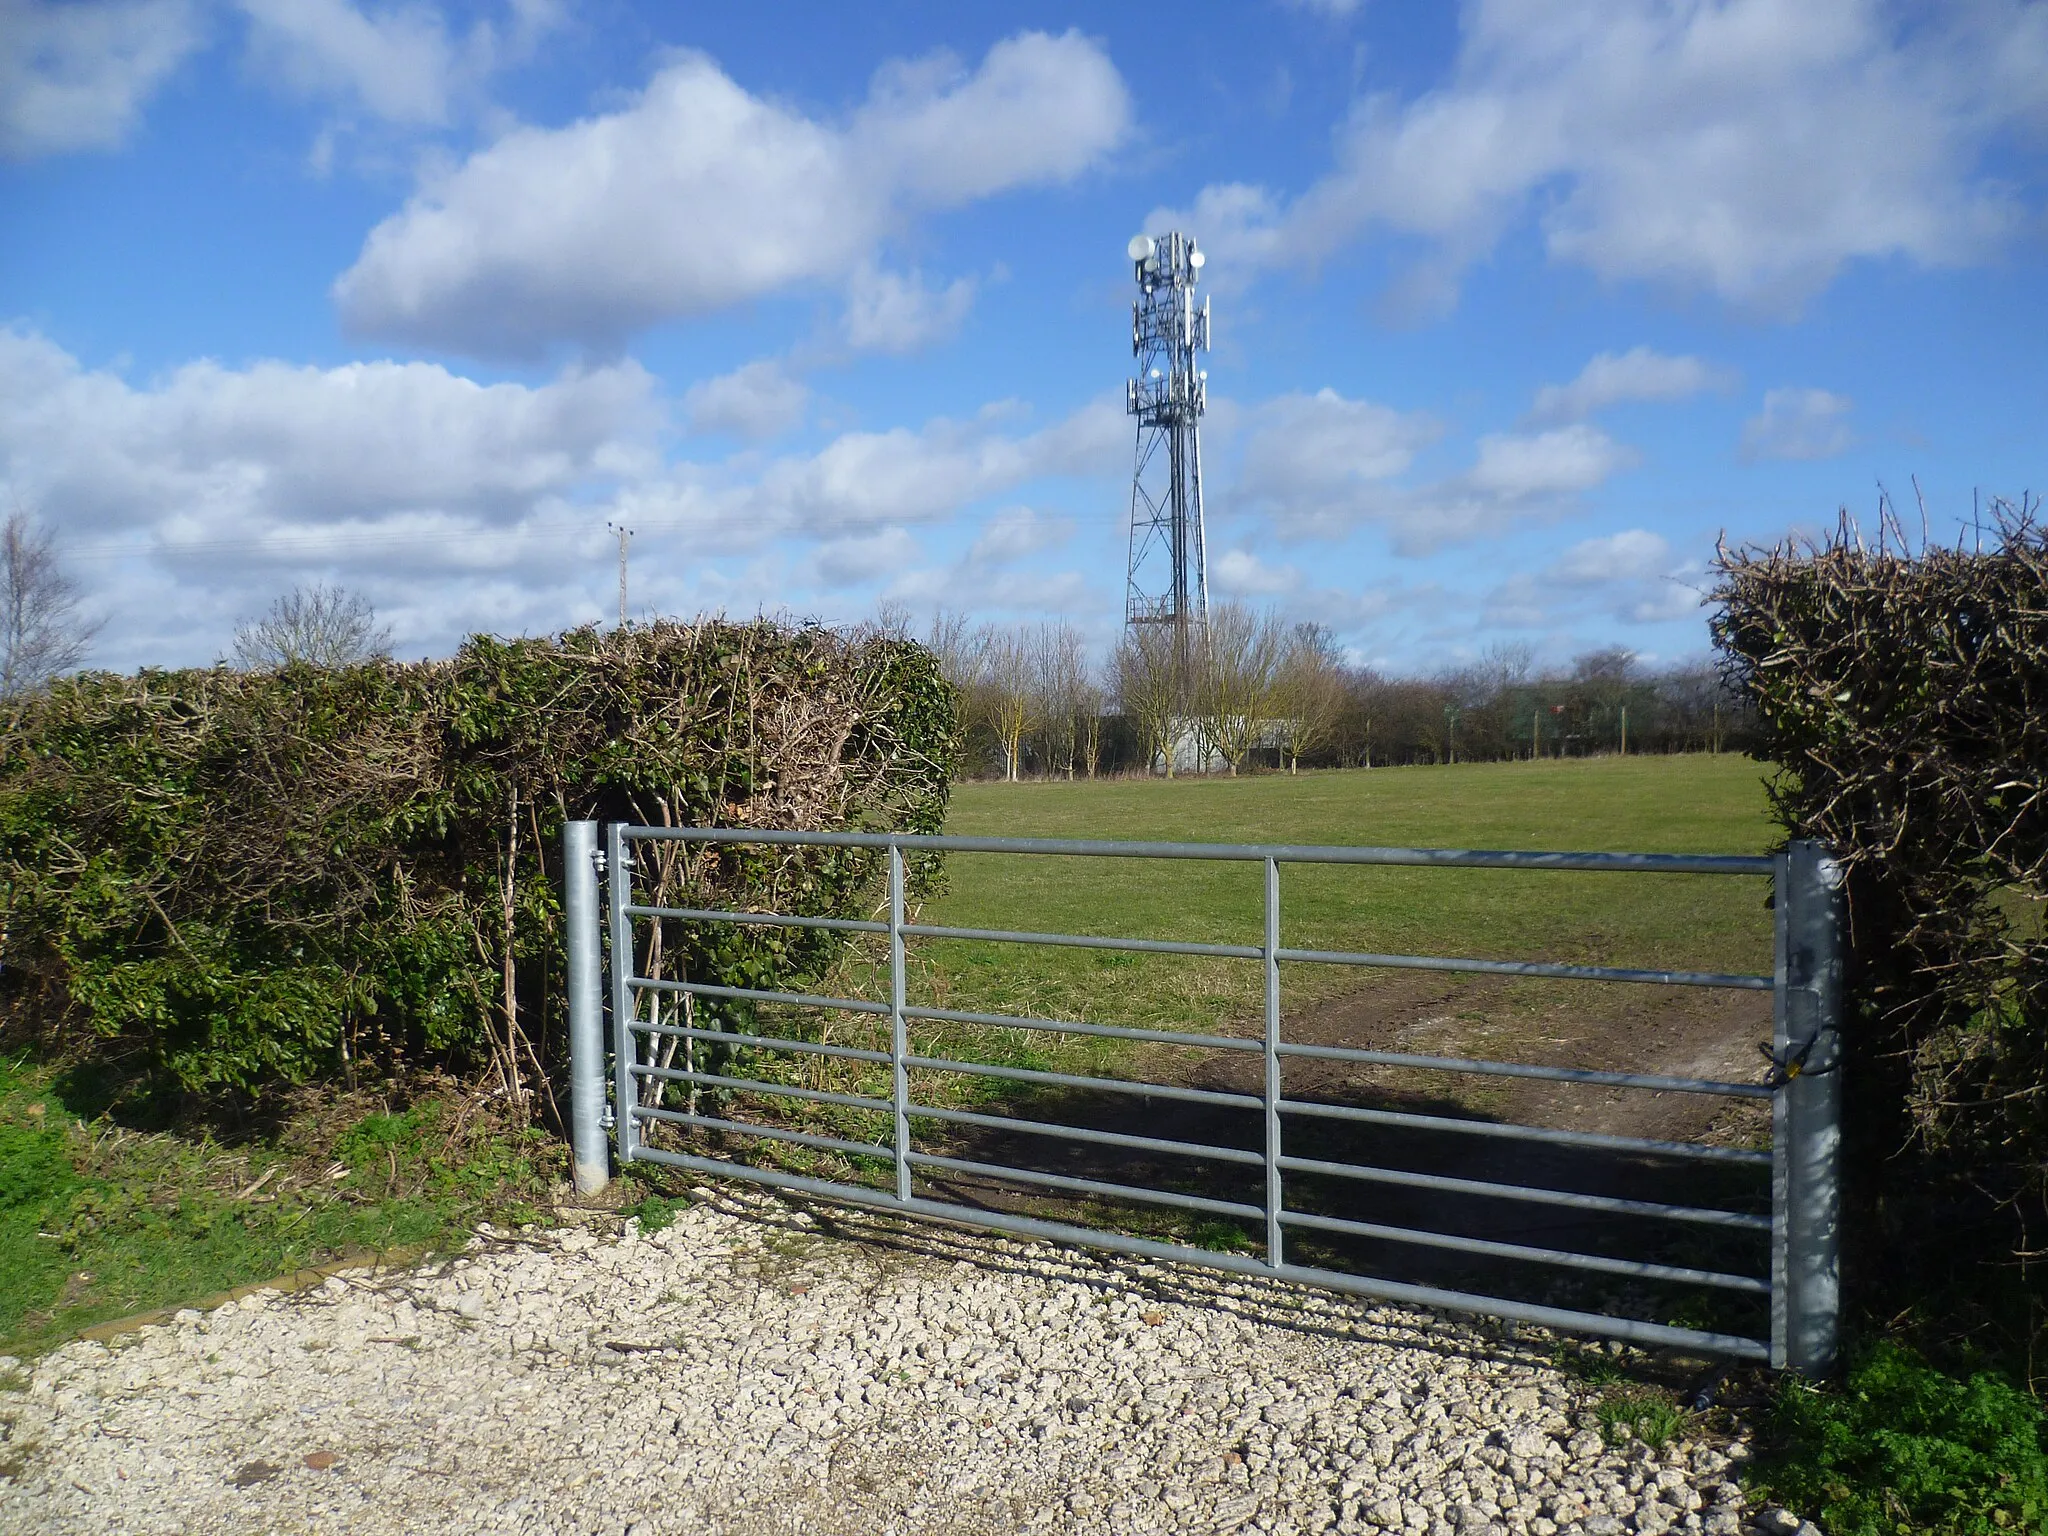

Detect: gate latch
[1758, 1027, 1839, 1088]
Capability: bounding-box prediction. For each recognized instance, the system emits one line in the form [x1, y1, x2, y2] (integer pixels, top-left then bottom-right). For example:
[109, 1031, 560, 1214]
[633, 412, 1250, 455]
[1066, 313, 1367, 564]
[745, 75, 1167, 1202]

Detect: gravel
[0, 1187, 1814, 1536]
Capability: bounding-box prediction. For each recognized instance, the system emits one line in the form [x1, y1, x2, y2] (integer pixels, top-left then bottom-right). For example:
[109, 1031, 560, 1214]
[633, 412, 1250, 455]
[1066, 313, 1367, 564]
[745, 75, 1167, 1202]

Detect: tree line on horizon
[0, 514, 1752, 777]
[859, 600, 1755, 781]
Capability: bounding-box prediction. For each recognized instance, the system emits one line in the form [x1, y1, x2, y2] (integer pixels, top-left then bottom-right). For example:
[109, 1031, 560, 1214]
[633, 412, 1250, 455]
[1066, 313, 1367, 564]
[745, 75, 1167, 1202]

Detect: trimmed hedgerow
[0, 620, 954, 1109]
[1712, 502, 2047, 1291]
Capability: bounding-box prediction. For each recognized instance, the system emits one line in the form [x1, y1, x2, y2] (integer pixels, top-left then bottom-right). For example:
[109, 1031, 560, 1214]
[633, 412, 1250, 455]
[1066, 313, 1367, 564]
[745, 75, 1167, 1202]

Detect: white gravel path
[0, 1187, 1797, 1536]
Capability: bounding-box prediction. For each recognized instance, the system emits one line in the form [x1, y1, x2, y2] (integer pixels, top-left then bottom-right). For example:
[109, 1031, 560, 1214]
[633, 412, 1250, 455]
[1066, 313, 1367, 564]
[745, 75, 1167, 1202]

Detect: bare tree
[849, 598, 914, 643]
[1197, 601, 1286, 776]
[1114, 624, 1180, 777]
[1273, 622, 1346, 774]
[1032, 620, 1089, 780]
[0, 511, 100, 697]
[233, 584, 391, 670]
[980, 627, 1037, 781]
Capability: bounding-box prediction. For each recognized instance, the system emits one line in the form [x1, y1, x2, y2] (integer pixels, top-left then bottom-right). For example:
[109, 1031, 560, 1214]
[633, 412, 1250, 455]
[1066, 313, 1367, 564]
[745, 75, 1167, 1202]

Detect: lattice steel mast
[1124, 231, 1210, 682]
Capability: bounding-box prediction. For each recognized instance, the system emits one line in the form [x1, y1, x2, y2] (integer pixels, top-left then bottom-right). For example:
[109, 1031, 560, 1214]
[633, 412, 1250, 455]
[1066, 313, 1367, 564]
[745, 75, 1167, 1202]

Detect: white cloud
[237, 0, 561, 127]
[842, 266, 977, 354]
[1164, 0, 2048, 313]
[0, 325, 663, 661]
[1551, 528, 1672, 584]
[1741, 387, 1855, 461]
[1229, 388, 1637, 553]
[1235, 388, 1443, 537]
[966, 505, 1072, 568]
[1485, 527, 1702, 629]
[0, 0, 201, 159]
[335, 29, 1130, 355]
[1212, 548, 1302, 596]
[683, 360, 808, 441]
[1526, 347, 1735, 425]
[1464, 424, 1635, 499]
[1282, 0, 1362, 16]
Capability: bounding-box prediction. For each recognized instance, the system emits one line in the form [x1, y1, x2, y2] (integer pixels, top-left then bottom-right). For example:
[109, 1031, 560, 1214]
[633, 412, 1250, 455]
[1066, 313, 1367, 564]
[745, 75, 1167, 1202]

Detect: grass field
[887, 753, 1777, 1042]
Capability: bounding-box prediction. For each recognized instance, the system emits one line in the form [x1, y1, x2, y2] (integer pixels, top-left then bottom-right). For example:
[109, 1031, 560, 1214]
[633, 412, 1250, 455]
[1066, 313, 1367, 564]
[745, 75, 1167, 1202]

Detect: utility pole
[1619, 703, 1628, 756]
[606, 521, 633, 629]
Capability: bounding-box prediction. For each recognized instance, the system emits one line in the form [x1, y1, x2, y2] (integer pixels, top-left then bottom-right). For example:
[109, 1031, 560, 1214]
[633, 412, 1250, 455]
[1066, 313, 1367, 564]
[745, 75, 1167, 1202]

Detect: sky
[2, 0, 2045, 675]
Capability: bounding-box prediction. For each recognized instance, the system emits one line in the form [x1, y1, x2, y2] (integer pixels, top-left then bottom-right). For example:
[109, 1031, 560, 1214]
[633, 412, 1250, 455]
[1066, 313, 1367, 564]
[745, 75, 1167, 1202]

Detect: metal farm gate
[562, 823, 1844, 1372]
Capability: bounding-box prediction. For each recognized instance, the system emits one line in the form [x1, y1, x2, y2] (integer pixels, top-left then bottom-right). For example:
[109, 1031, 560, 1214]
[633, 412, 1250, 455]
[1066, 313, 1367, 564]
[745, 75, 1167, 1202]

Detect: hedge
[1713, 502, 2046, 1311]
[0, 620, 955, 1112]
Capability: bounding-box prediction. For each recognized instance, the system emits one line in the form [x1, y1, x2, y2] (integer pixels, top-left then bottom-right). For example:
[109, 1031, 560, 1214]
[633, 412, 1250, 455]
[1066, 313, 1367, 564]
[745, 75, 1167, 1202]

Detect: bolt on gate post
[1772, 839, 1846, 1373]
[564, 820, 610, 1195]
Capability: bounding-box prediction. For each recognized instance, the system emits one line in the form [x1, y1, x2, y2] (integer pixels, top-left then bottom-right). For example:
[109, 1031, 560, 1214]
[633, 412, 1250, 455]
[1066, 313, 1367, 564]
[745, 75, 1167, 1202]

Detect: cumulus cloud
[335, 29, 1131, 355]
[1162, 0, 2048, 314]
[1, 0, 202, 159]
[1740, 387, 1855, 461]
[1526, 346, 1735, 425]
[0, 327, 1133, 663]
[1485, 527, 1702, 629]
[1229, 387, 1637, 553]
[1212, 547, 1302, 597]
[237, 0, 561, 128]
[1235, 388, 1443, 537]
[683, 360, 809, 441]
[842, 266, 977, 354]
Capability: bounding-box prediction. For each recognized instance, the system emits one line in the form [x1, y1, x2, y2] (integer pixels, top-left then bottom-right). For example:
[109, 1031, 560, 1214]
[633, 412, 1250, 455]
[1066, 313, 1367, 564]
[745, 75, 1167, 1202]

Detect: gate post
[564, 820, 610, 1196]
[1776, 839, 1846, 1373]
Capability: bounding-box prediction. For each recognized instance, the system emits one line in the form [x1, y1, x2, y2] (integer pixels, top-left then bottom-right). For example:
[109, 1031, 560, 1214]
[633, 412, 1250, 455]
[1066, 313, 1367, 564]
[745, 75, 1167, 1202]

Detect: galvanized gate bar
[1277, 1153, 1773, 1230]
[627, 904, 888, 935]
[605, 821, 637, 1165]
[909, 1102, 1267, 1166]
[629, 1063, 893, 1115]
[629, 1019, 893, 1066]
[625, 824, 1774, 876]
[1275, 1040, 1772, 1097]
[1276, 945, 1773, 990]
[569, 821, 1836, 1367]
[906, 1150, 1267, 1220]
[904, 1054, 1263, 1110]
[905, 1004, 1263, 1053]
[1279, 1097, 1775, 1166]
[905, 922, 1264, 961]
[1278, 1209, 1772, 1293]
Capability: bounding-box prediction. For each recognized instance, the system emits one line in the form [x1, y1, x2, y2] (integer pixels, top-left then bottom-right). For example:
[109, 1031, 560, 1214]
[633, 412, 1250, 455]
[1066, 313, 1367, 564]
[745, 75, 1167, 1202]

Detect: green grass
[0, 1059, 558, 1357]
[664, 755, 1779, 1199]
[818, 755, 1777, 1062]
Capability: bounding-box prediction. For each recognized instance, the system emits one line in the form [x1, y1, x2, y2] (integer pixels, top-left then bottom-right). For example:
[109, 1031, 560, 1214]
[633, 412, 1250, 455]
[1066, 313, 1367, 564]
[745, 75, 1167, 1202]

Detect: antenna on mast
[1123, 231, 1210, 691]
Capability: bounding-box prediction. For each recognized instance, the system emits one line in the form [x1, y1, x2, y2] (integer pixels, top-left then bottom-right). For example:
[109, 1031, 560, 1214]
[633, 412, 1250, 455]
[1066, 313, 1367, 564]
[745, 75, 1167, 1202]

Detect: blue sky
[3, 0, 2045, 673]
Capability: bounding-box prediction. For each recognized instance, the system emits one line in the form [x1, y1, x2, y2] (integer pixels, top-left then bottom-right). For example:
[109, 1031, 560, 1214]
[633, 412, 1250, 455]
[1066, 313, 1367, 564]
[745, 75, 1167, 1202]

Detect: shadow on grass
[671, 1063, 1773, 1350]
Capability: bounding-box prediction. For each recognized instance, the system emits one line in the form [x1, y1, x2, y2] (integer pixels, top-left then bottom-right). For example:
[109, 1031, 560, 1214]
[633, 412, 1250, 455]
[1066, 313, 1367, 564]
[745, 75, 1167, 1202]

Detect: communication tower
[1123, 231, 1210, 683]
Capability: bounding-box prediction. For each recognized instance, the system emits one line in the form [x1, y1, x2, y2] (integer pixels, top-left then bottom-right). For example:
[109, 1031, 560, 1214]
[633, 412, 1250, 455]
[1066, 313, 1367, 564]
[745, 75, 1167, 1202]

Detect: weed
[1750, 1342, 2048, 1536]
[1596, 1388, 1687, 1450]
[624, 1194, 689, 1234]
[1188, 1220, 1255, 1254]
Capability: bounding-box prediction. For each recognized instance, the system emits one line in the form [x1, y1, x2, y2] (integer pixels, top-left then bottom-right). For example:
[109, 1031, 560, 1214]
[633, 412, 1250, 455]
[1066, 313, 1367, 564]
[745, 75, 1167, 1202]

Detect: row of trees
[916, 603, 1753, 781]
[3, 520, 1751, 776]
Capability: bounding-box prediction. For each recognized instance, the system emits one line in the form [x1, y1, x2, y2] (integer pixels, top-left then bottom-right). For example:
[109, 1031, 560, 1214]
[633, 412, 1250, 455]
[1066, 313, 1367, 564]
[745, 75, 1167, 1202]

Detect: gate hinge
[591, 848, 608, 878]
[600, 1101, 616, 1131]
